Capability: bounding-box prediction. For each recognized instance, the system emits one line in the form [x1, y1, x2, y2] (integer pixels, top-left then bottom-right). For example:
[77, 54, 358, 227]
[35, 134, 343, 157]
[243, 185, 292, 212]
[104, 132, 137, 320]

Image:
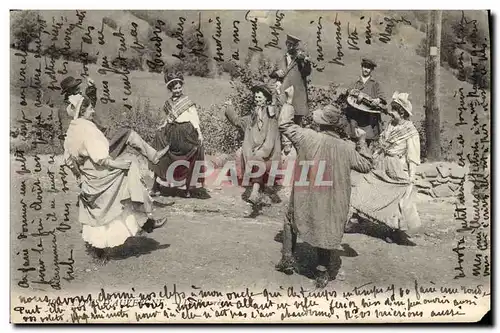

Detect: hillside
[10, 10, 490, 158]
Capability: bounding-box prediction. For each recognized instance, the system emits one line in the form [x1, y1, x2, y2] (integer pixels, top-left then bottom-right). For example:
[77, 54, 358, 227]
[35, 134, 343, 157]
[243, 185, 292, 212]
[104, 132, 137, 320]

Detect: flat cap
[286, 34, 301, 43]
[361, 58, 377, 68]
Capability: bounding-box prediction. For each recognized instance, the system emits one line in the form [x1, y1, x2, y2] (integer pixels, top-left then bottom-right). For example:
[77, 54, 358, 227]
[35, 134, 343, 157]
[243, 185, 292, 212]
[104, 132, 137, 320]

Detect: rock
[433, 184, 455, 197]
[437, 164, 451, 178]
[430, 178, 449, 187]
[450, 177, 466, 184]
[417, 163, 440, 178]
[448, 183, 460, 192]
[414, 179, 432, 189]
[436, 176, 450, 184]
[417, 188, 435, 197]
[450, 164, 467, 179]
[424, 167, 439, 178]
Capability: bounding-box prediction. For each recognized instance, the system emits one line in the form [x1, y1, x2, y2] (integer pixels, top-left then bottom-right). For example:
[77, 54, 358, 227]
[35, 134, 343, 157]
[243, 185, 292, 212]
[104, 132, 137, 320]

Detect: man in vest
[345, 58, 386, 146]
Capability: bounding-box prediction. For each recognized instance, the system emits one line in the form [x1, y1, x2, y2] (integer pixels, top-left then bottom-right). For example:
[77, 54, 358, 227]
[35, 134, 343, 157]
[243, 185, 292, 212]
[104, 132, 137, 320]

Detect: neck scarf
[381, 120, 419, 157]
[164, 95, 195, 123]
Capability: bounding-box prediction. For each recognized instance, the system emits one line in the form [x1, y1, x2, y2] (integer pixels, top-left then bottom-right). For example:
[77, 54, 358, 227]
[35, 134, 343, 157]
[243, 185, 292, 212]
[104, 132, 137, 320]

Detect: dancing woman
[64, 95, 169, 264]
[150, 71, 209, 199]
[350, 92, 421, 243]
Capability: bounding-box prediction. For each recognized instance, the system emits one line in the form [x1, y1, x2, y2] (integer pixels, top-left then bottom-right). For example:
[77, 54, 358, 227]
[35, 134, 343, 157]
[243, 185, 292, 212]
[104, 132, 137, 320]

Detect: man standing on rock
[272, 34, 312, 126]
[275, 96, 373, 288]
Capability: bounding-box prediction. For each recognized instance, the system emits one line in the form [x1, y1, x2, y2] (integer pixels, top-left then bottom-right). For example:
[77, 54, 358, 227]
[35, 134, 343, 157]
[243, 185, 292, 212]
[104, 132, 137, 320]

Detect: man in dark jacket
[273, 34, 312, 126]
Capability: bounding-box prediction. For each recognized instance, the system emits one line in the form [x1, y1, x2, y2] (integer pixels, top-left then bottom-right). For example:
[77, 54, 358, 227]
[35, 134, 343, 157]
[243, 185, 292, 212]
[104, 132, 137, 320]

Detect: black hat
[251, 84, 273, 102]
[60, 76, 82, 95]
[361, 58, 377, 69]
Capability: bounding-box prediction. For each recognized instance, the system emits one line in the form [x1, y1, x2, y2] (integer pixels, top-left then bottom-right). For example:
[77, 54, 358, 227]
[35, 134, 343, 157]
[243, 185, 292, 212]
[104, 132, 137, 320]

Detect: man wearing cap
[275, 97, 373, 288]
[345, 58, 386, 146]
[272, 34, 312, 126]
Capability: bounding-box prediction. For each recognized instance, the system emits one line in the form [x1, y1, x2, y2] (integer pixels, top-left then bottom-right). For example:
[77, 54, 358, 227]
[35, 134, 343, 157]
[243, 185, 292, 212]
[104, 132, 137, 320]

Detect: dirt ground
[10, 154, 490, 297]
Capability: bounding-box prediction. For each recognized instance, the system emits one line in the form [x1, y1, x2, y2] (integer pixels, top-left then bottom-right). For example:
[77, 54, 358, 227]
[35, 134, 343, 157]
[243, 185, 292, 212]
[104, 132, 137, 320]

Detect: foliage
[416, 11, 490, 89]
[414, 118, 458, 162]
[102, 17, 118, 30]
[219, 60, 240, 80]
[40, 46, 98, 65]
[164, 26, 212, 77]
[106, 98, 163, 144]
[112, 55, 144, 71]
[10, 10, 41, 51]
[199, 104, 242, 155]
[198, 53, 277, 154]
[10, 107, 65, 155]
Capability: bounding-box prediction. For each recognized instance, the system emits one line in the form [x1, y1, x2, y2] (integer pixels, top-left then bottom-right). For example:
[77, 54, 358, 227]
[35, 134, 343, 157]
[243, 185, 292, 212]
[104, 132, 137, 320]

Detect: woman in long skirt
[64, 95, 169, 264]
[150, 71, 209, 199]
[350, 92, 421, 243]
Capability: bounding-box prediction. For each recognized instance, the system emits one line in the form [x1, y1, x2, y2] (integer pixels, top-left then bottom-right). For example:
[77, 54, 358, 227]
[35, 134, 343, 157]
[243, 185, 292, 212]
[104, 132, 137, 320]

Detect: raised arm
[224, 102, 245, 131]
[350, 148, 373, 173]
[278, 85, 316, 149]
[278, 103, 310, 149]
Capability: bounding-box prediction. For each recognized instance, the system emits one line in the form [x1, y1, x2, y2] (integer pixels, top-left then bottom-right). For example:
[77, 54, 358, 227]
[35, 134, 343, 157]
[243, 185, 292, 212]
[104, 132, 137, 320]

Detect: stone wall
[414, 162, 468, 198]
[207, 153, 473, 200]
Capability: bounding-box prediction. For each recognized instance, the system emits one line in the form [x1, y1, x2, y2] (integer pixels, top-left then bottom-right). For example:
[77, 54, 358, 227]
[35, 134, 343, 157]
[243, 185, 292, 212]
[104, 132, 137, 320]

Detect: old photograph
[9, 9, 491, 323]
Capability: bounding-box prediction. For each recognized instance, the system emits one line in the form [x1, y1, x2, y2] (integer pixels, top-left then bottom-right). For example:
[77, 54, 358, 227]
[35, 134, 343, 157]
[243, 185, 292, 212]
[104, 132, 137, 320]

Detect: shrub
[162, 26, 212, 77]
[10, 10, 41, 51]
[112, 55, 143, 71]
[199, 104, 242, 155]
[10, 108, 65, 155]
[219, 60, 240, 80]
[102, 17, 118, 30]
[106, 98, 163, 144]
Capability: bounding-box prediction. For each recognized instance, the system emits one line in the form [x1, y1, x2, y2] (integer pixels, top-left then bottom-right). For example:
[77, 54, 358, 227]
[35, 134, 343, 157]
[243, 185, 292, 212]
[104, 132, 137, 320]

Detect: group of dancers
[60, 33, 422, 288]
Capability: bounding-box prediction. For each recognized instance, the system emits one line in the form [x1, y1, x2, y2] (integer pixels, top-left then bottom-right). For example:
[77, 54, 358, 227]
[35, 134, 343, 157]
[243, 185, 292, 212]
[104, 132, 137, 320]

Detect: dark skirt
[150, 122, 205, 188]
[344, 106, 381, 141]
[107, 127, 132, 159]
